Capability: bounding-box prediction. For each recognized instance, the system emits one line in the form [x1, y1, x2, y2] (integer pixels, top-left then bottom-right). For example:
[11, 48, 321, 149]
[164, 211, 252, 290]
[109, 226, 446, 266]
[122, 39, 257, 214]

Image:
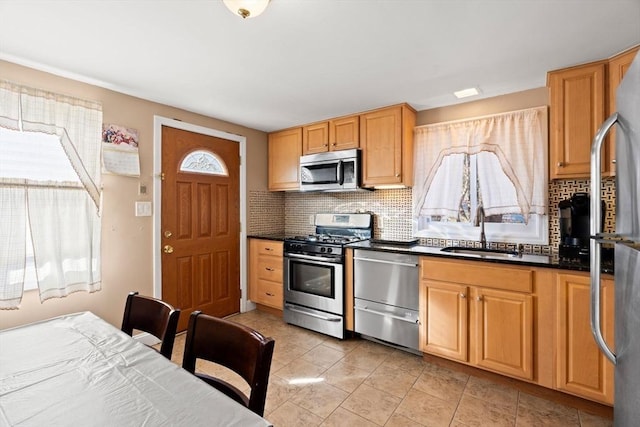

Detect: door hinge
[160, 172, 165, 181]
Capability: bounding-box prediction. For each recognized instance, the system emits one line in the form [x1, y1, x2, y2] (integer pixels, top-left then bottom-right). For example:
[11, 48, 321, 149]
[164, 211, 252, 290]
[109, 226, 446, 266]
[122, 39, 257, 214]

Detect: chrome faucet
[474, 203, 487, 249]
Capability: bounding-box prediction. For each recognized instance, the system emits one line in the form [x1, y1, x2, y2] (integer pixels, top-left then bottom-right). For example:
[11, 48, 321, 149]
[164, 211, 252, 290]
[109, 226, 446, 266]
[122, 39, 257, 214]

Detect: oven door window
[289, 260, 335, 298]
[301, 162, 339, 184]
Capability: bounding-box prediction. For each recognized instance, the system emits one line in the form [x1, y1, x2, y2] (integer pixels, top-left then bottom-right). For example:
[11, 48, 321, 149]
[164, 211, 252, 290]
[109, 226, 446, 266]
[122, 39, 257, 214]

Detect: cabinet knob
[460, 293, 466, 299]
[612, 159, 617, 164]
[332, 143, 337, 146]
[265, 247, 273, 251]
[557, 162, 564, 167]
[265, 267, 274, 271]
[395, 173, 400, 177]
[476, 296, 483, 301]
[324, 144, 328, 147]
[266, 292, 275, 297]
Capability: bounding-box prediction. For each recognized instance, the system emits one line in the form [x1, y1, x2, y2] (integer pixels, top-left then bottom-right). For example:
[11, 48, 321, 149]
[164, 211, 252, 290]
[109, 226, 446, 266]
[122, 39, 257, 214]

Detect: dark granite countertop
[246, 235, 614, 275]
[247, 233, 287, 241]
[347, 240, 614, 275]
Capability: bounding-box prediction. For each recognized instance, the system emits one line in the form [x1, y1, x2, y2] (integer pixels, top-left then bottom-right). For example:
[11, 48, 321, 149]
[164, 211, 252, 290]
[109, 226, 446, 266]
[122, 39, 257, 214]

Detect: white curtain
[0, 80, 102, 308]
[0, 186, 26, 308]
[413, 106, 547, 222]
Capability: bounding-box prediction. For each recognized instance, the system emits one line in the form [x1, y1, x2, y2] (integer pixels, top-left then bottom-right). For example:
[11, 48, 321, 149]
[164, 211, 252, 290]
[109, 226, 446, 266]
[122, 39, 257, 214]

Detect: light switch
[135, 201, 152, 217]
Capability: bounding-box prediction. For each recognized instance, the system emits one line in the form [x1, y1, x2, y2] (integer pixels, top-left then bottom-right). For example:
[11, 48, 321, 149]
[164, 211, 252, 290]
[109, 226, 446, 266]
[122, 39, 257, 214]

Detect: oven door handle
[285, 253, 341, 264]
[355, 305, 420, 324]
[285, 304, 342, 322]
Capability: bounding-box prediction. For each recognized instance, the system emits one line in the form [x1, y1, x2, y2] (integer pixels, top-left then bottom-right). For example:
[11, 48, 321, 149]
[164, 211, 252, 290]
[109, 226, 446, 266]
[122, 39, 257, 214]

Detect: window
[0, 80, 102, 308]
[413, 107, 548, 245]
[179, 150, 228, 176]
[0, 129, 83, 291]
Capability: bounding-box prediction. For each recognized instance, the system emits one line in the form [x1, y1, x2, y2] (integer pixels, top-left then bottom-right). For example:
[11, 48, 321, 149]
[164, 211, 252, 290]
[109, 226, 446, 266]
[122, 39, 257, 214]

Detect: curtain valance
[413, 106, 547, 222]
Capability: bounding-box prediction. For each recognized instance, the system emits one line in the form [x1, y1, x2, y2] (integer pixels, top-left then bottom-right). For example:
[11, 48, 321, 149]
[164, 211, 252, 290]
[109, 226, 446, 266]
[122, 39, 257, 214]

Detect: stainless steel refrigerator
[590, 49, 640, 426]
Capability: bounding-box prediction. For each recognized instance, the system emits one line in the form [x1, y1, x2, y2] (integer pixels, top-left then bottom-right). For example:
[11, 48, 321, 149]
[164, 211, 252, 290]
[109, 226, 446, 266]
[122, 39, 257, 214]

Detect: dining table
[0, 311, 272, 426]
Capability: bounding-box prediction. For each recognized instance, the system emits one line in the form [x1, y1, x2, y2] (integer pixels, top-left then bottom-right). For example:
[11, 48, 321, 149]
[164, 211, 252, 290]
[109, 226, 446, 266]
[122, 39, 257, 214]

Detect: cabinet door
[420, 280, 468, 362]
[556, 273, 614, 404]
[473, 287, 533, 380]
[360, 106, 403, 186]
[607, 46, 640, 176]
[303, 122, 329, 155]
[268, 128, 302, 191]
[548, 62, 606, 179]
[329, 115, 359, 151]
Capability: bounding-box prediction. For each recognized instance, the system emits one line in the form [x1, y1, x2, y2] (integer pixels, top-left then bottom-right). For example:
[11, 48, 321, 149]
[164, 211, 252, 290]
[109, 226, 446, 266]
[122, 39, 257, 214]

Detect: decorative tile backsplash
[247, 190, 285, 235]
[247, 178, 616, 254]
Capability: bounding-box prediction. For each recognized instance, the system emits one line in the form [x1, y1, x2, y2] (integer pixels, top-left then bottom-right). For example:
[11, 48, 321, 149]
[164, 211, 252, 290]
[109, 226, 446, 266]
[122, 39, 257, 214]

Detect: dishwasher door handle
[353, 257, 418, 268]
[355, 305, 420, 324]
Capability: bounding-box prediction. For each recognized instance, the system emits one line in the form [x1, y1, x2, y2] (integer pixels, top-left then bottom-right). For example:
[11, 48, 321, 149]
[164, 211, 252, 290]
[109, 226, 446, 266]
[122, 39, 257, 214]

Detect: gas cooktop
[288, 234, 366, 245]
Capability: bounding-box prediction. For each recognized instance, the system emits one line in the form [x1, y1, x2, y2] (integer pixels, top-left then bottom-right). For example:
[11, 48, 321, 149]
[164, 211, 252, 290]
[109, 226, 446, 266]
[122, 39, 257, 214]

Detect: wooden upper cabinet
[607, 46, 640, 176]
[547, 44, 639, 179]
[303, 116, 359, 155]
[556, 273, 614, 404]
[268, 127, 302, 191]
[548, 61, 606, 179]
[329, 115, 359, 151]
[302, 122, 329, 155]
[360, 104, 416, 187]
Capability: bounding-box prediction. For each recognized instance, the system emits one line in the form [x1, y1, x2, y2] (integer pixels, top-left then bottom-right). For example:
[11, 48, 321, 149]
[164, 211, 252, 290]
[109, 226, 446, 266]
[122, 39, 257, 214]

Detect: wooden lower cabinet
[556, 272, 614, 404]
[473, 287, 533, 380]
[248, 238, 284, 310]
[419, 281, 468, 362]
[419, 258, 533, 380]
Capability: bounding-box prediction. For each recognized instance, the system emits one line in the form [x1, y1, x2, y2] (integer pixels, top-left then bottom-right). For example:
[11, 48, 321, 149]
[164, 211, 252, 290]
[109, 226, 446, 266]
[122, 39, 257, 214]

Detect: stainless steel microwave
[299, 148, 362, 192]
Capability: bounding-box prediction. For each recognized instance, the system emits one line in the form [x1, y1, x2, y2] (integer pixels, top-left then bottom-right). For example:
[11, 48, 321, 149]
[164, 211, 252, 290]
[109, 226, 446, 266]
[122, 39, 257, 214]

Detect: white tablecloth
[0, 312, 272, 427]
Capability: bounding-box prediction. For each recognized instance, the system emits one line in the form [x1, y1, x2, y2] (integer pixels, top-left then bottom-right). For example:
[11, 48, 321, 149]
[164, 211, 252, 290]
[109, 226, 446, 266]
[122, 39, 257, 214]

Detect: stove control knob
[326, 247, 333, 253]
[320, 247, 326, 253]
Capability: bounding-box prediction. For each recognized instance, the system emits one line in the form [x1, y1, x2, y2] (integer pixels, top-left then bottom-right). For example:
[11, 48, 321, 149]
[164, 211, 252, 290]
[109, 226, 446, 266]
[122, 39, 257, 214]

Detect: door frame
[152, 116, 253, 313]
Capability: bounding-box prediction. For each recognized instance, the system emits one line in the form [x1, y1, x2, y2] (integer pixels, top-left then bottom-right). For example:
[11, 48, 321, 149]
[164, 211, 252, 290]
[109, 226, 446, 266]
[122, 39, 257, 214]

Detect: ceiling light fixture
[222, 0, 270, 19]
[454, 87, 480, 99]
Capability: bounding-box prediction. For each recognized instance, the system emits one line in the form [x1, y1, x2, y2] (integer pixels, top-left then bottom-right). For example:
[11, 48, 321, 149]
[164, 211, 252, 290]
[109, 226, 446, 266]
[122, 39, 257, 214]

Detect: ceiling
[1, 0, 639, 132]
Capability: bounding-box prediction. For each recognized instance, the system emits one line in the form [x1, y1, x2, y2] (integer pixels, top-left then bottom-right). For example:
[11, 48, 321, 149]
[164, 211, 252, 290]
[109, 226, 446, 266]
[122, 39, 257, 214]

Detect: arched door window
[179, 150, 228, 176]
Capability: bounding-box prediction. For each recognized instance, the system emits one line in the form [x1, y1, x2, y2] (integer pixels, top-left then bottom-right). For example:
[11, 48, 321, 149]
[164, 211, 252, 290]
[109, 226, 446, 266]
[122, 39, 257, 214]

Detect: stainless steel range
[283, 213, 372, 339]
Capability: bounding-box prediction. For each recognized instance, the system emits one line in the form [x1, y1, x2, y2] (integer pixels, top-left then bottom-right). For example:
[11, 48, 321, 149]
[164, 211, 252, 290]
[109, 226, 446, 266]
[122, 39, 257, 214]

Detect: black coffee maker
[558, 192, 605, 260]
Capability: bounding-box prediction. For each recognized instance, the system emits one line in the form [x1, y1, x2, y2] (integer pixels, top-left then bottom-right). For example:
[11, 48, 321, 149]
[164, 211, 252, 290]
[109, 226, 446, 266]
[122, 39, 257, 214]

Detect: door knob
[163, 245, 174, 254]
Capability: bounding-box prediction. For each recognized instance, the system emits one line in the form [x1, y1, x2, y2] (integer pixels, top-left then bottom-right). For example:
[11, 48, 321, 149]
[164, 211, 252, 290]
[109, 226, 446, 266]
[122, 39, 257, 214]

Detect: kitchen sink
[441, 246, 521, 259]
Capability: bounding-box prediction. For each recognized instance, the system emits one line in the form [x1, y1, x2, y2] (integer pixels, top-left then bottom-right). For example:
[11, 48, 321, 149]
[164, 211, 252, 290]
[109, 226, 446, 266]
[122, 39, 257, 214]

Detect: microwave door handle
[337, 160, 344, 185]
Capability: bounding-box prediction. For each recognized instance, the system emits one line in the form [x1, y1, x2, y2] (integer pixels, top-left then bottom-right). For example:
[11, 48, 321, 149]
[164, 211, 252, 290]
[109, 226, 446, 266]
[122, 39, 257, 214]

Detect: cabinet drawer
[257, 256, 283, 282]
[255, 280, 283, 308]
[421, 258, 532, 293]
[256, 240, 283, 257]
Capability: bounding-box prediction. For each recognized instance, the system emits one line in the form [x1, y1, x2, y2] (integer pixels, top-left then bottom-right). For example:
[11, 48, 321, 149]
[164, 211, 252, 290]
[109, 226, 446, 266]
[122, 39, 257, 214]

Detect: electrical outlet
[309, 214, 315, 225]
[378, 216, 385, 229]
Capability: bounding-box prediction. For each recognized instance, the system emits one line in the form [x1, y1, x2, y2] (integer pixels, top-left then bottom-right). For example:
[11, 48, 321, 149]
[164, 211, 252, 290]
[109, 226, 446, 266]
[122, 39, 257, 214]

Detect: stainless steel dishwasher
[353, 249, 420, 352]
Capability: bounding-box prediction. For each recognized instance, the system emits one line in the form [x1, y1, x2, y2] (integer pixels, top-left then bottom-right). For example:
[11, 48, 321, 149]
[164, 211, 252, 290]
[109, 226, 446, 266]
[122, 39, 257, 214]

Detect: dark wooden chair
[121, 291, 180, 359]
[182, 311, 275, 417]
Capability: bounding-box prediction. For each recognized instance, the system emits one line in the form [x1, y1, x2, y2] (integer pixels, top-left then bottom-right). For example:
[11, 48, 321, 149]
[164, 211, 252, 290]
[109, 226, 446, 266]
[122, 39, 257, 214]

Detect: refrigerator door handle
[589, 112, 618, 365]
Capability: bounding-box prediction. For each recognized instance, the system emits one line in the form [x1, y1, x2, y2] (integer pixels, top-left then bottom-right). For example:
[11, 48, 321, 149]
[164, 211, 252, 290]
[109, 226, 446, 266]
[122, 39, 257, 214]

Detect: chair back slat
[121, 291, 180, 359]
[182, 311, 275, 417]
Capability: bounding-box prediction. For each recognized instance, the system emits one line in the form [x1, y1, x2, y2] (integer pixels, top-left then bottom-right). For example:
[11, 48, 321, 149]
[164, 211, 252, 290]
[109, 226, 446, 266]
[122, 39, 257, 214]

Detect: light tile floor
[163, 310, 612, 427]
